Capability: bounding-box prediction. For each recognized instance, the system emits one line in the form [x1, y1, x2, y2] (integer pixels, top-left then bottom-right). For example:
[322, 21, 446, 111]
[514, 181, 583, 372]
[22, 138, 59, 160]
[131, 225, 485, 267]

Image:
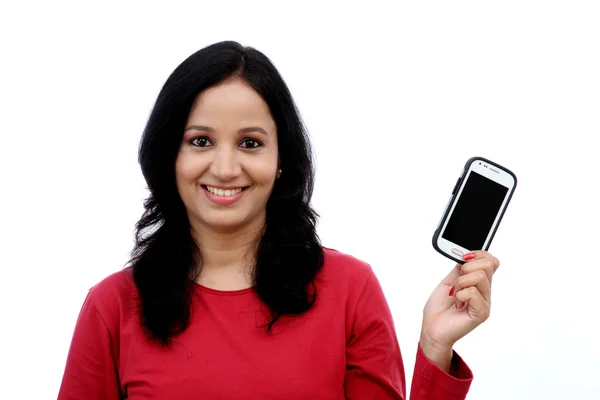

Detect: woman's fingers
[454, 286, 491, 322]
[450, 269, 491, 305]
[462, 251, 500, 279]
[451, 251, 499, 308]
[441, 263, 462, 286]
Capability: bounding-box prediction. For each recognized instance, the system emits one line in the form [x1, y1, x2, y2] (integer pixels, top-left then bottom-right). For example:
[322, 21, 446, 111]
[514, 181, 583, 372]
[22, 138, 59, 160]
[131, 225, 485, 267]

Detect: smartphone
[432, 157, 517, 264]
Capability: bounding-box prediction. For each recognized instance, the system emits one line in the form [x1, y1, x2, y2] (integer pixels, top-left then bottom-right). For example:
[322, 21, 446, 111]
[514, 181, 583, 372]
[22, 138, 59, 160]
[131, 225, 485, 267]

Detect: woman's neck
[190, 218, 264, 289]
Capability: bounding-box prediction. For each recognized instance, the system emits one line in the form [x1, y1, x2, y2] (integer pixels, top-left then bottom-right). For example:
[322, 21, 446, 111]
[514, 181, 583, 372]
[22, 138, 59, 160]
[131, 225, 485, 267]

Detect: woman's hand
[419, 250, 500, 372]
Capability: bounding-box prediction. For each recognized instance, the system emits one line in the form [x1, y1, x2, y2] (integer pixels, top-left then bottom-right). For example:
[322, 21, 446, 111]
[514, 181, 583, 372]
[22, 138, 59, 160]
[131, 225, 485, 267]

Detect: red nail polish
[463, 253, 475, 261]
[449, 287, 455, 296]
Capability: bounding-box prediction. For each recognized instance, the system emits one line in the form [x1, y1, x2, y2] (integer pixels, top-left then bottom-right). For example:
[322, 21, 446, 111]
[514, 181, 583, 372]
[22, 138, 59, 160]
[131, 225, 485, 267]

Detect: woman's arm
[344, 268, 472, 399]
[57, 292, 122, 400]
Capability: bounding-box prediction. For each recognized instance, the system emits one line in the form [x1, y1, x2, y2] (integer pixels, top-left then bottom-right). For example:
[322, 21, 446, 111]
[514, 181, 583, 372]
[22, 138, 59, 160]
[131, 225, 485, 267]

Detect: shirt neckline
[192, 282, 256, 296]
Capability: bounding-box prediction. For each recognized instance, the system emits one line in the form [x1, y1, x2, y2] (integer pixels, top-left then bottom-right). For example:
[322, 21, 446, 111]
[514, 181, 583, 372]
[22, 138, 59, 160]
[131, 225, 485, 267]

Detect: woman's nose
[209, 147, 241, 180]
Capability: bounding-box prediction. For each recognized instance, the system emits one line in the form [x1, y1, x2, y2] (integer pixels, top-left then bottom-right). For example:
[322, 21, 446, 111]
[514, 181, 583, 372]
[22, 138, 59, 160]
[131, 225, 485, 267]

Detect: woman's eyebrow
[185, 125, 214, 133]
[185, 125, 269, 136]
[237, 126, 269, 136]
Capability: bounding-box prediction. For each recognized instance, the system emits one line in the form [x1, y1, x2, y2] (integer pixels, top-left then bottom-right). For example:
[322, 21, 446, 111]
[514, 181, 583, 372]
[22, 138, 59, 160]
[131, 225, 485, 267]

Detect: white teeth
[206, 186, 243, 196]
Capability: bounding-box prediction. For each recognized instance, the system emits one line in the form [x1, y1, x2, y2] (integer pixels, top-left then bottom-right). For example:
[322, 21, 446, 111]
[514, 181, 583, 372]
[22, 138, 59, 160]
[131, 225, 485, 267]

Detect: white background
[1, 1, 599, 399]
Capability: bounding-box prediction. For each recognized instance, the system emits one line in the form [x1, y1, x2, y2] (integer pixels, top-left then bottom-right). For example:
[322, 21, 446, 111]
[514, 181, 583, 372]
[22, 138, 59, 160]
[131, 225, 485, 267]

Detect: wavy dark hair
[128, 41, 324, 346]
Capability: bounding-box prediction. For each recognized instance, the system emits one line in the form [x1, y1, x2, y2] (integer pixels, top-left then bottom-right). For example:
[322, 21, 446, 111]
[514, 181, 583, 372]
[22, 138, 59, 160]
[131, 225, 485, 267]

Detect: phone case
[431, 156, 518, 264]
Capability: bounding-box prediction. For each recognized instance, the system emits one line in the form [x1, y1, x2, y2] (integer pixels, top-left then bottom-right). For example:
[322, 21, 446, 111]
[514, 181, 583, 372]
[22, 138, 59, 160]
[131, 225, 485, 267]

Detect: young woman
[58, 41, 500, 399]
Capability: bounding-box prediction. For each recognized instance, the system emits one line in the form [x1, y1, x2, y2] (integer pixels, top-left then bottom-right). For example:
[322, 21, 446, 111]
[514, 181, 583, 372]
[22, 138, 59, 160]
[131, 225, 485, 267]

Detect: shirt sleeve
[409, 344, 473, 399]
[57, 291, 122, 400]
[344, 271, 408, 399]
[344, 269, 473, 400]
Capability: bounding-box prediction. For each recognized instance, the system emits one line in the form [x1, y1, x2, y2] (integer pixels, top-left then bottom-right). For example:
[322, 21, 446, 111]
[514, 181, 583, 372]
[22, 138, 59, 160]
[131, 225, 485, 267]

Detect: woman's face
[175, 77, 279, 234]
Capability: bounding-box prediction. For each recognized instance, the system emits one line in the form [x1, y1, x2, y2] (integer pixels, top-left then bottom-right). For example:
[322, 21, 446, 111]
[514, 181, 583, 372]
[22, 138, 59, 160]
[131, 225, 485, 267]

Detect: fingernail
[449, 286, 455, 296]
[463, 253, 475, 261]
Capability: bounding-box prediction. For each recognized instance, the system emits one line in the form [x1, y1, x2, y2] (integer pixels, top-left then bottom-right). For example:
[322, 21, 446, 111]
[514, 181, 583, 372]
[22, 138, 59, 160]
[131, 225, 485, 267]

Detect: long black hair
[129, 41, 324, 346]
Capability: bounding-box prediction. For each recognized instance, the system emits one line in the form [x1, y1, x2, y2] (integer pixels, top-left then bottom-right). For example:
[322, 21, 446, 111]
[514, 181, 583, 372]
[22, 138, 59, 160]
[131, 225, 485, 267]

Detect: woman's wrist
[419, 333, 454, 373]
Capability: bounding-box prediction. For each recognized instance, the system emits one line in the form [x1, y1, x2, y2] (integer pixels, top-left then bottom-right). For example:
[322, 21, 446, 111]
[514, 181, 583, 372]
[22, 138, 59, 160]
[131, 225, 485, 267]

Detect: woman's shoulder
[320, 247, 375, 289]
[89, 267, 135, 295]
[86, 267, 137, 317]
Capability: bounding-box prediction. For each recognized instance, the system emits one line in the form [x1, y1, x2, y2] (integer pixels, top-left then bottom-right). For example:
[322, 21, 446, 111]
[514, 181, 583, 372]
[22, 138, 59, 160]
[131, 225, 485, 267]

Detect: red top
[58, 248, 473, 399]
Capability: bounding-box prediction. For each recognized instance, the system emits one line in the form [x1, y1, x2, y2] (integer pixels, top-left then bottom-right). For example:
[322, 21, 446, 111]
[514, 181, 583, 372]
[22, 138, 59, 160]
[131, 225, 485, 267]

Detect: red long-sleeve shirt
[58, 248, 473, 399]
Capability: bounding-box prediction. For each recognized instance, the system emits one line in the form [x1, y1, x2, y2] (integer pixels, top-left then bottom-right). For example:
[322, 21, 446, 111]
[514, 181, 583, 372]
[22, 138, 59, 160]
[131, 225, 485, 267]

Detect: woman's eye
[240, 139, 262, 149]
[191, 137, 213, 147]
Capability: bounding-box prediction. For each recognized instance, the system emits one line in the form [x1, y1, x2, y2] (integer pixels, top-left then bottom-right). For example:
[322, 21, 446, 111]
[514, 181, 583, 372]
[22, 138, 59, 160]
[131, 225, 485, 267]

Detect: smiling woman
[57, 41, 498, 400]
[176, 80, 280, 234]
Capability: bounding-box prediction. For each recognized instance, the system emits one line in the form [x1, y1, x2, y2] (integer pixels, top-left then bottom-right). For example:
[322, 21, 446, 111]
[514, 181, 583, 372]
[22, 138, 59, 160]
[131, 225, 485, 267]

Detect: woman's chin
[195, 214, 253, 233]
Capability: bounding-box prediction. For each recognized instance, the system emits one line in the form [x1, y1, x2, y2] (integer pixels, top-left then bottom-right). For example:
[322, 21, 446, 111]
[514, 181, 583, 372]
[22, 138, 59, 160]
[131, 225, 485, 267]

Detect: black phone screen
[442, 171, 509, 251]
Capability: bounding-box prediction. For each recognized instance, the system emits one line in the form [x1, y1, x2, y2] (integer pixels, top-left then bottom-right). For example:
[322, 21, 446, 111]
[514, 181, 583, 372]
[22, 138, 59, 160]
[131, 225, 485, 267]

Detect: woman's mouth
[201, 185, 249, 205]
[203, 185, 247, 197]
